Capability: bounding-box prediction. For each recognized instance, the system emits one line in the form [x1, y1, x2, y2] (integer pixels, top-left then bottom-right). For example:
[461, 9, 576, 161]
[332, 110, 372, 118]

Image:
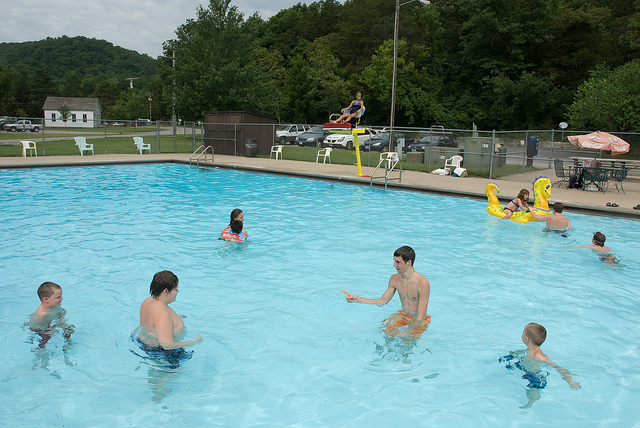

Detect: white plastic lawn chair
[270, 145, 284, 160]
[133, 137, 151, 154]
[444, 155, 466, 176]
[20, 140, 37, 157]
[74, 136, 94, 156]
[316, 147, 332, 164]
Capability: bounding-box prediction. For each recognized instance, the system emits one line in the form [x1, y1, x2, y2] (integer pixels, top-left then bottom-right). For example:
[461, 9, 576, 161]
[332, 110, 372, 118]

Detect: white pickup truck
[5, 120, 40, 132]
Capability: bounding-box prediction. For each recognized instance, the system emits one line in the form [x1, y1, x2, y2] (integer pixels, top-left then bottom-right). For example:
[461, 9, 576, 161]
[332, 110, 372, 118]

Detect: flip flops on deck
[606, 202, 619, 207]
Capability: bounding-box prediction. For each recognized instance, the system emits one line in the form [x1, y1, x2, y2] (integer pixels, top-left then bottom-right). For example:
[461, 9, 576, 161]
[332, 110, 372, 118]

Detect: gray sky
[1, 0, 295, 58]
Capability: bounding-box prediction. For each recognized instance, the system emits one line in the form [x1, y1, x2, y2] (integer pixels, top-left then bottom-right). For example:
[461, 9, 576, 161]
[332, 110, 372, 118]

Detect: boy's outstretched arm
[549, 360, 581, 390]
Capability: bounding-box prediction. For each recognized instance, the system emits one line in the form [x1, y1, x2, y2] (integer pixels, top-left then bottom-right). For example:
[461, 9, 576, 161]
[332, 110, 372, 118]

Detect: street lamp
[148, 95, 153, 121]
[389, 0, 430, 152]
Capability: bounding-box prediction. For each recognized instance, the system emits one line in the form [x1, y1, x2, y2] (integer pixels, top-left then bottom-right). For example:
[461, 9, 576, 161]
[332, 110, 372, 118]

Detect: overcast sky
[2, 0, 298, 58]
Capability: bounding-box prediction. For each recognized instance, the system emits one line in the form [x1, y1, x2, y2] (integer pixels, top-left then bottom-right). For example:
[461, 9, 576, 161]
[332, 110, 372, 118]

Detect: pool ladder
[190, 145, 214, 167]
[370, 152, 402, 189]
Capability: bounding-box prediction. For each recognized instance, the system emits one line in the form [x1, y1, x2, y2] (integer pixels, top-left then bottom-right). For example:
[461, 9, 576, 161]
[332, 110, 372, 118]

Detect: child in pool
[29, 282, 74, 348]
[502, 189, 530, 219]
[221, 208, 248, 241]
[501, 323, 580, 408]
[565, 231, 617, 264]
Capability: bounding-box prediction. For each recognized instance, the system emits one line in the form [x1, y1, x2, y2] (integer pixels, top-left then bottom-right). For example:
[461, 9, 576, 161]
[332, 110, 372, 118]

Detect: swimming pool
[1, 163, 639, 426]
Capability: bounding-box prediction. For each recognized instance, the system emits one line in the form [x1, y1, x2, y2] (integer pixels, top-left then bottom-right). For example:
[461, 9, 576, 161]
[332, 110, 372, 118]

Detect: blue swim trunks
[131, 335, 193, 369]
[499, 353, 548, 389]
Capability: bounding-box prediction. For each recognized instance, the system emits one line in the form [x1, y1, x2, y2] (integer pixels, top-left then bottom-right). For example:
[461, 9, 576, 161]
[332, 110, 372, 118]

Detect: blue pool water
[1, 163, 639, 426]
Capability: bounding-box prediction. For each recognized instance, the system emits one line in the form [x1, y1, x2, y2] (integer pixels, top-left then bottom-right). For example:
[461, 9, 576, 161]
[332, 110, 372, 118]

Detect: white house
[42, 97, 102, 128]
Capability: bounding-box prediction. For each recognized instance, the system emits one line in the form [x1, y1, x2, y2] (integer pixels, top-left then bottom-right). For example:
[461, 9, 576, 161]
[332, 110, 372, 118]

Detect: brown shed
[204, 111, 277, 156]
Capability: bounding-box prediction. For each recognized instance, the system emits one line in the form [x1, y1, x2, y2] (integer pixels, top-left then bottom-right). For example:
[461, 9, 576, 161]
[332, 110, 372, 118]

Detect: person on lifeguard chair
[332, 92, 365, 124]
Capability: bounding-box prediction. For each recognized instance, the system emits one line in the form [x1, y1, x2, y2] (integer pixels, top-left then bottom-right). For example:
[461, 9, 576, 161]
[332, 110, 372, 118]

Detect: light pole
[148, 95, 153, 121]
[389, 0, 430, 152]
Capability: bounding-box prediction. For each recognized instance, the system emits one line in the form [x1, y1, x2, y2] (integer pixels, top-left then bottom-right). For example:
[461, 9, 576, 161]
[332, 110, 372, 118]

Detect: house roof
[42, 97, 101, 111]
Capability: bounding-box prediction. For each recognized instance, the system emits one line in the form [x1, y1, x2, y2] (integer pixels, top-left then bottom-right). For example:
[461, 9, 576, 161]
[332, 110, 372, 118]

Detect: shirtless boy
[530, 202, 572, 231]
[566, 231, 616, 263]
[342, 246, 430, 338]
[29, 282, 74, 348]
[138, 270, 202, 350]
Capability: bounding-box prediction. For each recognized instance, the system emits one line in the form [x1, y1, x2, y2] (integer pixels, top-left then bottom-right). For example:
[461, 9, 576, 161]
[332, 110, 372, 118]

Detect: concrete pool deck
[1, 153, 639, 219]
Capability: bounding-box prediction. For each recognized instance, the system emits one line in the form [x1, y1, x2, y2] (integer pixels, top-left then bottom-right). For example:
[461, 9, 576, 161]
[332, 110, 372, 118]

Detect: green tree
[170, 0, 274, 120]
[568, 60, 640, 132]
[63, 71, 83, 97]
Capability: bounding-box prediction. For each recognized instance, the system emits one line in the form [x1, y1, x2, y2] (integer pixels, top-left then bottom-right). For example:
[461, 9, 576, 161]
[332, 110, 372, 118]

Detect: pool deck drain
[1, 153, 638, 218]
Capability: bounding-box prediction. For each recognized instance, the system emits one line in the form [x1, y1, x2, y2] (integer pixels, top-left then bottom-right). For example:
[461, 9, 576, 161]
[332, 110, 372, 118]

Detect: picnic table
[569, 157, 632, 193]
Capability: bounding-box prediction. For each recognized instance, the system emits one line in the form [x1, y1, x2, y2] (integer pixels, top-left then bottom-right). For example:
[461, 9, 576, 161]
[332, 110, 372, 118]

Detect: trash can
[245, 138, 257, 157]
[526, 136, 538, 166]
[407, 152, 424, 163]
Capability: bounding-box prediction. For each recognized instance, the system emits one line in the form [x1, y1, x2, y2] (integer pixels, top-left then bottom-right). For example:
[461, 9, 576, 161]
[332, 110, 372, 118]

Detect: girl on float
[502, 189, 530, 220]
[220, 208, 248, 242]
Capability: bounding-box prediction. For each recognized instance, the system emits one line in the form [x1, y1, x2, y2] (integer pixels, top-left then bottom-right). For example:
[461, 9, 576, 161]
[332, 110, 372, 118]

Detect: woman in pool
[221, 208, 248, 242]
[502, 189, 530, 219]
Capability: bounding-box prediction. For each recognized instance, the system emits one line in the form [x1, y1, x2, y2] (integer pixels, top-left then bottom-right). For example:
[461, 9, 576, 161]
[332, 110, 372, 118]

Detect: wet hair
[593, 231, 606, 246]
[230, 209, 243, 224]
[517, 189, 529, 201]
[394, 246, 416, 265]
[230, 220, 243, 234]
[37, 282, 61, 301]
[552, 202, 564, 213]
[149, 270, 178, 298]
[525, 323, 547, 346]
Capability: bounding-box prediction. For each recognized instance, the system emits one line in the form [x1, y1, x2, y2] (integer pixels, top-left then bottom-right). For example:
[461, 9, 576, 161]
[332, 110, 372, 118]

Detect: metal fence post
[549, 129, 555, 168]
[489, 129, 495, 179]
[104, 123, 108, 154]
[155, 121, 160, 153]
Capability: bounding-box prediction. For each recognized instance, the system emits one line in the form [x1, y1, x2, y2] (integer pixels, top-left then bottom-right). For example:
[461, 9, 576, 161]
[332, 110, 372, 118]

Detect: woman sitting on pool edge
[221, 208, 248, 242]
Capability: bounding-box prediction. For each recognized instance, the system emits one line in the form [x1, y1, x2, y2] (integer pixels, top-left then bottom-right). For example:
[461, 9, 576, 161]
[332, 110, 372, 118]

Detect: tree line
[1, 1, 639, 131]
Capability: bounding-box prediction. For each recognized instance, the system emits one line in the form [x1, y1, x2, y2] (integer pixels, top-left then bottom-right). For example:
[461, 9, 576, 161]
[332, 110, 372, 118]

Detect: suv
[276, 124, 310, 145]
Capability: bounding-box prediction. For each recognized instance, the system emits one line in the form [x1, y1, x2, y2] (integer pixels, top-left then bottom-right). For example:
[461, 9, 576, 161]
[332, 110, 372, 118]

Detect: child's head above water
[523, 322, 547, 347]
[593, 231, 606, 247]
[37, 282, 62, 303]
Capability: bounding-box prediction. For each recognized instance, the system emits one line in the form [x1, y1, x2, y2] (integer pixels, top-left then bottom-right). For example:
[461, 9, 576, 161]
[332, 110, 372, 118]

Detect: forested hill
[0, 36, 158, 85]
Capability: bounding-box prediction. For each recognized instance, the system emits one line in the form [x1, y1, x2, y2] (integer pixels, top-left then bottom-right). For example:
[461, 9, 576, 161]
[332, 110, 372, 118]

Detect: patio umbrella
[567, 131, 630, 156]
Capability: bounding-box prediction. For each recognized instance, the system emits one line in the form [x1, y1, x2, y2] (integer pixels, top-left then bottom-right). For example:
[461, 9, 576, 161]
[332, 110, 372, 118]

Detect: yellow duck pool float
[485, 176, 553, 223]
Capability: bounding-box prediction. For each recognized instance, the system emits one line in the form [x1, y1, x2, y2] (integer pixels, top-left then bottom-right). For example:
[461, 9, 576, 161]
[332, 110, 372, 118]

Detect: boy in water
[501, 323, 580, 408]
[566, 231, 616, 263]
[29, 282, 74, 348]
[341, 246, 430, 338]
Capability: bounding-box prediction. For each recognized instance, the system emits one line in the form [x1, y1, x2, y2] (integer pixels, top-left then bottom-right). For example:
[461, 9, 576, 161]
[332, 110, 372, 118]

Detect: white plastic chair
[316, 147, 332, 164]
[74, 137, 94, 156]
[444, 155, 466, 176]
[270, 145, 284, 160]
[133, 137, 151, 154]
[20, 140, 37, 157]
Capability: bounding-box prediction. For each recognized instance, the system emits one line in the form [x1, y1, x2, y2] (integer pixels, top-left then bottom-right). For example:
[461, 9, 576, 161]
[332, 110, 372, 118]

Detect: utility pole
[162, 43, 177, 152]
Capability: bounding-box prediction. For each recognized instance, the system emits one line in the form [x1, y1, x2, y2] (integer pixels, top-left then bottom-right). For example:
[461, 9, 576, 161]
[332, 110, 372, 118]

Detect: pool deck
[1, 153, 639, 218]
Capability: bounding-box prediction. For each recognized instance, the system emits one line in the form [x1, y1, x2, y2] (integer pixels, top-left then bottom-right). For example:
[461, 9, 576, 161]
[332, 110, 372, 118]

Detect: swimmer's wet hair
[37, 282, 61, 301]
[230, 219, 243, 234]
[150, 270, 178, 297]
[552, 202, 564, 213]
[394, 246, 415, 265]
[525, 323, 547, 346]
[593, 231, 606, 246]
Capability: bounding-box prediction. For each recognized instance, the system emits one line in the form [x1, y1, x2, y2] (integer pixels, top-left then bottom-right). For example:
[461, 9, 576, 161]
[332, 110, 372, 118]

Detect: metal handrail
[370, 152, 402, 189]
[189, 145, 214, 166]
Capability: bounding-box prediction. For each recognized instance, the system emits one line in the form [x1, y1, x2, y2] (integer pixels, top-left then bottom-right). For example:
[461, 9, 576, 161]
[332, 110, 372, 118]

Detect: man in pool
[529, 202, 572, 232]
[138, 270, 202, 350]
[29, 282, 74, 348]
[341, 246, 430, 338]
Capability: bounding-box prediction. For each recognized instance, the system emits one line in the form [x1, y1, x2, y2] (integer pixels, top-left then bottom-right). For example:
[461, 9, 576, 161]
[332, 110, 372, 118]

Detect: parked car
[406, 134, 457, 151]
[323, 128, 377, 150]
[0, 117, 17, 130]
[363, 132, 408, 152]
[5, 120, 40, 132]
[276, 124, 310, 145]
[296, 125, 330, 147]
